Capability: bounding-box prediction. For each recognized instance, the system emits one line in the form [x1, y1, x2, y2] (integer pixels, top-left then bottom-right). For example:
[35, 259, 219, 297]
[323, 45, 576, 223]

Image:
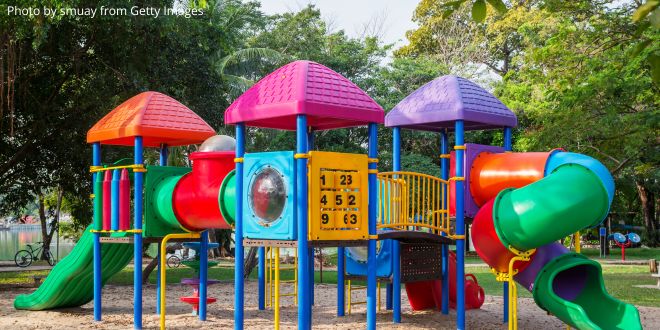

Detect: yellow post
[160, 232, 200, 330]
[347, 280, 352, 315]
[574, 232, 581, 253]
[274, 247, 280, 330]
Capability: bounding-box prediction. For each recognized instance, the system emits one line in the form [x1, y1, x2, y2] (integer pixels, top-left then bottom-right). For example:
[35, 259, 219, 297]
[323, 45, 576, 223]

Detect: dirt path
[1, 281, 658, 329]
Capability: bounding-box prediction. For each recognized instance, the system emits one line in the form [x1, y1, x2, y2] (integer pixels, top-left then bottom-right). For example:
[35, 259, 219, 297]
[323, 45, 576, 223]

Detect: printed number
[339, 174, 353, 186]
[343, 213, 358, 225]
[321, 213, 330, 224]
[321, 195, 328, 206]
[348, 195, 356, 206]
[321, 174, 326, 186]
[335, 194, 343, 206]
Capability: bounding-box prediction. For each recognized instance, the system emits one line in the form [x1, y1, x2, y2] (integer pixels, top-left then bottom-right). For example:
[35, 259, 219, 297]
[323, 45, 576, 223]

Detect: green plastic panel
[144, 165, 190, 238]
[493, 164, 609, 250]
[533, 253, 642, 330]
[219, 170, 236, 225]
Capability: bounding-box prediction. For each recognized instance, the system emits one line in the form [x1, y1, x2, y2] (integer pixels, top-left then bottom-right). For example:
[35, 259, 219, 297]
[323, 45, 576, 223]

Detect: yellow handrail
[89, 164, 145, 173]
[377, 171, 455, 237]
[160, 232, 201, 330]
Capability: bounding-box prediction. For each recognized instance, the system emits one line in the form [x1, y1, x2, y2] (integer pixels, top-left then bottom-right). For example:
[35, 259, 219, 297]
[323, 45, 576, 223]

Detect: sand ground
[1, 281, 658, 329]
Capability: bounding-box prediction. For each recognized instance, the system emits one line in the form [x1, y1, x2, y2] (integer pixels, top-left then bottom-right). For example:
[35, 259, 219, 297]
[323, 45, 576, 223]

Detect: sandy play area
[1, 281, 658, 329]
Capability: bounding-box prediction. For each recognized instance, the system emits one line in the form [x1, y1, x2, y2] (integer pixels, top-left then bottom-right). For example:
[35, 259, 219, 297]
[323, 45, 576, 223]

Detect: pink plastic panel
[224, 61, 384, 130]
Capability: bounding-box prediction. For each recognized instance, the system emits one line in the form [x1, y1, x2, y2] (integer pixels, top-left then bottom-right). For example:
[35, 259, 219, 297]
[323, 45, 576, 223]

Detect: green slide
[14, 226, 133, 310]
[532, 253, 641, 330]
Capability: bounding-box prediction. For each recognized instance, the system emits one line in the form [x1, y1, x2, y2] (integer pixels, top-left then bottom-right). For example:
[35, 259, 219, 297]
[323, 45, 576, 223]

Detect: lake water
[0, 225, 75, 261]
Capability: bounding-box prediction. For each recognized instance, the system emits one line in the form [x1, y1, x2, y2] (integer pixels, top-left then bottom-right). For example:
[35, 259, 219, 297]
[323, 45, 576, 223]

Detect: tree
[0, 0, 264, 228]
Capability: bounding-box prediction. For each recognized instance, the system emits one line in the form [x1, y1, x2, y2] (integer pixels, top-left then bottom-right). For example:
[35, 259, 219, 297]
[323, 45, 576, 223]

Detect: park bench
[650, 259, 660, 288]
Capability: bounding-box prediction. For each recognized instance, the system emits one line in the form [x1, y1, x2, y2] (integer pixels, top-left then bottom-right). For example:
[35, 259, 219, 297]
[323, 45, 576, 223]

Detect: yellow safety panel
[309, 151, 369, 241]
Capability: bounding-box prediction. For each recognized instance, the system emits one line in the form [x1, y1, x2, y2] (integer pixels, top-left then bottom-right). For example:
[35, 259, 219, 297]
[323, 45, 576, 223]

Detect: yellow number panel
[320, 211, 335, 229]
[333, 191, 347, 208]
[320, 170, 335, 189]
[309, 151, 369, 241]
[320, 191, 334, 208]
[346, 191, 360, 209]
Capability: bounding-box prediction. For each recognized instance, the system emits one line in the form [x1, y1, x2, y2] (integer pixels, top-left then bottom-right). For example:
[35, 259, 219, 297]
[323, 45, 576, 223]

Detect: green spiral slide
[14, 226, 133, 310]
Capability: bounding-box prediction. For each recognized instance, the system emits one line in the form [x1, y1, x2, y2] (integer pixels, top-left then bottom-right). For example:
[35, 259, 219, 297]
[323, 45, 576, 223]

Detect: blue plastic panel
[243, 151, 296, 240]
[346, 238, 393, 277]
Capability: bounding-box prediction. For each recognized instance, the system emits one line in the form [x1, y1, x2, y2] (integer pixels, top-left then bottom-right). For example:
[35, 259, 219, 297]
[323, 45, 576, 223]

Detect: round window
[249, 167, 287, 224]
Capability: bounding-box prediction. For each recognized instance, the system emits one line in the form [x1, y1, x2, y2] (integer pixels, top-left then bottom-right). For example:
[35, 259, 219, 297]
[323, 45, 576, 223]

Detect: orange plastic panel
[87, 92, 215, 147]
[469, 152, 551, 206]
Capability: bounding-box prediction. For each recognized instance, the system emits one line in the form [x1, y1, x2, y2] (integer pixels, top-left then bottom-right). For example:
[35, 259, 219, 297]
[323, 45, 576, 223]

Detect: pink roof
[224, 60, 384, 130]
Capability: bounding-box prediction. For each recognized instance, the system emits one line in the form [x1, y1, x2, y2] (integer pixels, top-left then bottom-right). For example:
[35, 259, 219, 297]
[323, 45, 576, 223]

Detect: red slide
[405, 251, 484, 311]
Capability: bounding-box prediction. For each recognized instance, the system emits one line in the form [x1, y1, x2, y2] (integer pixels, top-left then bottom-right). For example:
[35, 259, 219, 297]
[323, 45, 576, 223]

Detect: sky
[258, 0, 420, 49]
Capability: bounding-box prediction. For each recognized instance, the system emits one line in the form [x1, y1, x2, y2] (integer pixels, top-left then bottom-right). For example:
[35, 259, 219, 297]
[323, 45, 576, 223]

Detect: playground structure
[610, 232, 642, 261]
[12, 61, 643, 330]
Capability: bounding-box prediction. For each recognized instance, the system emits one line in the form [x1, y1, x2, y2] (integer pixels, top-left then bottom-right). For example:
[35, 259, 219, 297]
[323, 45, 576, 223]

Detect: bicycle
[14, 241, 55, 268]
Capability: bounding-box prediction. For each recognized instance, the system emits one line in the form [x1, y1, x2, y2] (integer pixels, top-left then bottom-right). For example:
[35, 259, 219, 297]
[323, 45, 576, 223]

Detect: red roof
[87, 92, 215, 147]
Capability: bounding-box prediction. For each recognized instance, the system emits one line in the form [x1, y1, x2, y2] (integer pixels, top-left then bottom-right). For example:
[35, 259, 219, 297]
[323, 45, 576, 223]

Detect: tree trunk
[37, 192, 60, 261]
[636, 180, 658, 246]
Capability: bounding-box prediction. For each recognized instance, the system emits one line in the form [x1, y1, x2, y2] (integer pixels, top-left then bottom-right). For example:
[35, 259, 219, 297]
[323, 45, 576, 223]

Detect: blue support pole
[234, 123, 246, 330]
[157, 144, 167, 315]
[502, 127, 512, 324]
[258, 247, 266, 310]
[296, 115, 311, 330]
[199, 230, 209, 320]
[159, 144, 169, 166]
[386, 283, 393, 310]
[111, 170, 120, 230]
[337, 247, 345, 316]
[366, 123, 378, 330]
[440, 130, 450, 315]
[392, 127, 402, 323]
[134, 136, 144, 329]
[454, 121, 466, 330]
[92, 142, 102, 322]
[307, 129, 315, 307]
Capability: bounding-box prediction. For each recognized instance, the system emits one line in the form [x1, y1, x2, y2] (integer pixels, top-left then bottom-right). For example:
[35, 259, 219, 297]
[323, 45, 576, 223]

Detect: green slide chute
[533, 253, 642, 330]
[14, 226, 133, 310]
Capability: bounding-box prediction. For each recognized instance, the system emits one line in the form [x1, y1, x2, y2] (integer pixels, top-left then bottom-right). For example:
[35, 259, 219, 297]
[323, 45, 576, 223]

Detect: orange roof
[87, 92, 216, 147]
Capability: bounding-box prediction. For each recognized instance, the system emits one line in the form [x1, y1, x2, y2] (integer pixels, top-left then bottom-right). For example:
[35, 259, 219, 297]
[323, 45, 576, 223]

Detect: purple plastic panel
[514, 243, 570, 291]
[464, 143, 505, 218]
[224, 60, 384, 130]
[386, 75, 517, 132]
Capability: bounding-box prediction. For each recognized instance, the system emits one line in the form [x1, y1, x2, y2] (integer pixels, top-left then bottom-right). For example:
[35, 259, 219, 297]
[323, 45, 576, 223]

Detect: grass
[2, 249, 658, 308]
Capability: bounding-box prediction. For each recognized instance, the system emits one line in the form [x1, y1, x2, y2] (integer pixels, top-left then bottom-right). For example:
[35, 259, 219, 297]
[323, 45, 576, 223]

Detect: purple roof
[385, 75, 517, 131]
[224, 60, 384, 130]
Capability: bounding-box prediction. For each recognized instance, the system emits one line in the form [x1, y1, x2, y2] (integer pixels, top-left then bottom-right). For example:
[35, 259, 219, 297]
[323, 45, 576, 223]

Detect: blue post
[258, 246, 265, 310]
[92, 142, 102, 322]
[366, 123, 378, 330]
[455, 121, 466, 330]
[134, 136, 144, 329]
[296, 115, 311, 330]
[234, 123, 246, 330]
[157, 144, 167, 315]
[440, 130, 449, 315]
[307, 129, 315, 307]
[111, 170, 120, 230]
[386, 283, 393, 310]
[199, 230, 209, 320]
[392, 127, 402, 323]
[503, 127, 512, 324]
[337, 247, 345, 316]
[160, 143, 169, 166]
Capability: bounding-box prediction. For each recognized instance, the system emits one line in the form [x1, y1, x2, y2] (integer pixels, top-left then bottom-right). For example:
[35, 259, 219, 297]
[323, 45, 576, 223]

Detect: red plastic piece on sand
[405, 251, 484, 311]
